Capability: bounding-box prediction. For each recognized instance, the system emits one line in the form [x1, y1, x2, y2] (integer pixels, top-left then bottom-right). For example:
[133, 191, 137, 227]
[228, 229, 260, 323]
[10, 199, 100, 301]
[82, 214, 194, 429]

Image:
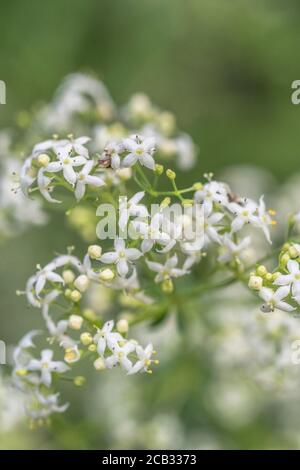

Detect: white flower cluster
[249, 243, 300, 314]
[14, 250, 157, 423]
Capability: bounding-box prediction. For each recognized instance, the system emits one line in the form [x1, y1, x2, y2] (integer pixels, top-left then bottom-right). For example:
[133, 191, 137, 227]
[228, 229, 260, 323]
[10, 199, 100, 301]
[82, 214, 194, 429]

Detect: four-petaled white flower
[105, 341, 136, 372]
[46, 145, 87, 186]
[274, 259, 300, 297]
[146, 254, 187, 283]
[228, 199, 259, 233]
[27, 349, 69, 387]
[194, 181, 229, 213]
[94, 320, 123, 356]
[119, 191, 148, 231]
[218, 234, 251, 264]
[259, 286, 295, 313]
[75, 160, 105, 201]
[35, 263, 65, 297]
[100, 238, 142, 277]
[122, 135, 156, 170]
[128, 343, 154, 375]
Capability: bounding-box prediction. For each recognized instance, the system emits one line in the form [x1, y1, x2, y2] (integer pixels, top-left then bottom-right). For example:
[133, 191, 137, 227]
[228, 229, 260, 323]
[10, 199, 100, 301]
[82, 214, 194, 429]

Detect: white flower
[132, 211, 170, 253]
[28, 391, 68, 418]
[27, 349, 69, 387]
[128, 343, 155, 375]
[74, 160, 105, 201]
[101, 141, 123, 169]
[34, 263, 65, 297]
[218, 235, 251, 264]
[259, 286, 295, 313]
[46, 145, 87, 186]
[274, 259, 300, 296]
[194, 181, 228, 212]
[228, 199, 259, 233]
[146, 254, 187, 283]
[122, 135, 156, 170]
[257, 196, 272, 243]
[37, 169, 61, 204]
[100, 238, 142, 277]
[93, 320, 123, 356]
[105, 341, 136, 372]
[119, 191, 148, 231]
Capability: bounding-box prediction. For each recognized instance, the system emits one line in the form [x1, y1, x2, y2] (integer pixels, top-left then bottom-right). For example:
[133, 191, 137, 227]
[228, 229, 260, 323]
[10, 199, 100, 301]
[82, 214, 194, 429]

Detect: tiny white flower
[122, 135, 156, 170]
[218, 234, 251, 264]
[274, 259, 300, 296]
[146, 254, 187, 283]
[119, 191, 148, 231]
[34, 263, 65, 298]
[194, 181, 228, 212]
[27, 349, 69, 387]
[128, 343, 155, 375]
[228, 199, 259, 233]
[100, 238, 142, 277]
[74, 160, 105, 201]
[46, 145, 87, 186]
[93, 320, 122, 356]
[105, 340, 136, 372]
[259, 286, 295, 313]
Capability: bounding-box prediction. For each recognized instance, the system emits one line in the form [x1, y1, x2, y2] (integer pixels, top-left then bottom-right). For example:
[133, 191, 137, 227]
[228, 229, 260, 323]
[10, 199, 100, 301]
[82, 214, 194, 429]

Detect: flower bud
[248, 275, 263, 290]
[265, 273, 273, 282]
[182, 199, 194, 207]
[272, 272, 281, 281]
[68, 314, 83, 330]
[83, 308, 98, 322]
[74, 274, 90, 293]
[193, 182, 203, 190]
[280, 253, 290, 268]
[162, 278, 173, 293]
[160, 197, 171, 208]
[256, 265, 267, 277]
[99, 268, 115, 282]
[94, 357, 106, 371]
[62, 269, 75, 284]
[166, 169, 176, 180]
[88, 244, 102, 260]
[70, 290, 82, 303]
[80, 332, 93, 345]
[37, 153, 50, 168]
[64, 288, 72, 299]
[154, 164, 164, 175]
[289, 246, 299, 259]
[116, 319, 129, 334]
[74, 376, 86, 386]
[88, 344, 97, 352]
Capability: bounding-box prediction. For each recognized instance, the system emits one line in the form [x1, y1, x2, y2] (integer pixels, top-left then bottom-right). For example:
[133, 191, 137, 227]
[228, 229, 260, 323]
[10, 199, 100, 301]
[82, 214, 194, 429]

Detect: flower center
[135, 147, 144, 156]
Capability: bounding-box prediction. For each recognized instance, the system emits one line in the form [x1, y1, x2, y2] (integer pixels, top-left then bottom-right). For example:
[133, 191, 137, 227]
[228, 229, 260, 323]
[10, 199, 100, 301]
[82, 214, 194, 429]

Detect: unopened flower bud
[80, 332, 93, 345]
[116, 318, 129, 334]
[256, 265, 267, 277]
[160, 197, 171, 208]
[280, 253, 290, 267]
[289, 246, 299, 259]
[37, 153, 50, 168]
[248, 275, 263, 290]
[166, 169, 176, 180]
[74, 376, 86, 386]
[62, 270, 75, 284]
[64, 346, 80, 363]
[193, 182, 203, 190]
[68, 314, 83, 330]
[88, 244, 102, 260]
[116, 168, 132, 180]
[70, 290, 82, 303]
[94, 357, 106, 371]
[182, 199, 194, 207]
[162, 278, 173, 293]
[272, 272, 281, 281]
[265, 273, 273, 282]
[74, 274, 89, 293]
[88, 344, 97, 352]
[99, 268, 115, 282]
[154, 164, 164, 175]
[64, 288, 72, 299]
[83, 308, 98, 322]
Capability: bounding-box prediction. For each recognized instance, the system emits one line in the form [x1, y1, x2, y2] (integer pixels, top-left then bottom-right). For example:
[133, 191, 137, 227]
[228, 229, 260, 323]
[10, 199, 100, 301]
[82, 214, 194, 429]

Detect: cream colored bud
[272, 272, 281, 281]
[37, 153, 50, 168]
[256, 265, 267, 277]
[265, 273, 273, 282]
[80, 332, 93, 345]
[280, 253, 290, 267]
[289, 246, 299, 259]
[70, 290, 82, 303]
[116, 168, 132, 180]
[99, 268, 115, 282]
[193, 182, 203, 190]
[68, 314, 83, 330]
[64, 288, 72, 299]
[88, 344, 97, 352]
[154, 164, 164, 175]
[248, 275, 263, 290]
[74, 376, 86, 386]
[160, 197, 171, 208]
[116, 319, 129, 334]
[74, 275, 89, 293]
[94, 357, 106, 371]
[62, 270, 75, 284]
[88, 244, 102, 260]
[83, 308, 98, 322]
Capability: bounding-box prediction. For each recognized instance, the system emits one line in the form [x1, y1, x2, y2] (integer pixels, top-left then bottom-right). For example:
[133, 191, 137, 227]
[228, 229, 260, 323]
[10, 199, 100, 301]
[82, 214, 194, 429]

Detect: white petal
[63, 165, 77, 186]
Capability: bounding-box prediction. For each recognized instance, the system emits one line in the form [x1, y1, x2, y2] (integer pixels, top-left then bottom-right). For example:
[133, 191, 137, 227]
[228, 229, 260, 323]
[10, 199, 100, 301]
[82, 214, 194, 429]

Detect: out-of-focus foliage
[1, 0, 300, 450]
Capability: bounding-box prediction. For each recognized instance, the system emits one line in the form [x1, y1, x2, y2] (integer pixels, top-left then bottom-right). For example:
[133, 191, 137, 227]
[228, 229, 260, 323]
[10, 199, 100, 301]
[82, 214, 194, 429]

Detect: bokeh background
[1, 0, 300, 449]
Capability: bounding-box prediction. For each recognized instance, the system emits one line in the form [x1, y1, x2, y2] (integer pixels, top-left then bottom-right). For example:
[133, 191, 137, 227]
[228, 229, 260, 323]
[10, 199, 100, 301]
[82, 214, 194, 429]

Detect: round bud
[88, 244, 102, 260]
[37, 153, 50, 168]
[94, 357, 106, 371]
[62, 269, 75, 284]
[88, 344, 97, 352]
[166, 169, 176, 180]
[289, 246, 299, 259]
[265, 273, 273, 282]
[70, 290, 82, 303]
[83, 308, 98, 322]
[74, 274, 90, 293]
[99, 268, 115, 282]
[256, 265, 267, 277]
[116, 168, 132, 180]
[116, 319, 129, 334]
[68, 314, 83, 330]
[64, 288, 72, 299]
[154, 164, 164, 175]
[193, 182, 203, 190]
[74, 376, 86, 387]
[80, 332, 93, 345]
[248, 275, 263, 290]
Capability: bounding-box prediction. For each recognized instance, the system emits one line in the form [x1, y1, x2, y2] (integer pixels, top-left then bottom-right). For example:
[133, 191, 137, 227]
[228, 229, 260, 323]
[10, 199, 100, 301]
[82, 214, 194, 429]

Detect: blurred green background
[1, 0, 300, 450]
